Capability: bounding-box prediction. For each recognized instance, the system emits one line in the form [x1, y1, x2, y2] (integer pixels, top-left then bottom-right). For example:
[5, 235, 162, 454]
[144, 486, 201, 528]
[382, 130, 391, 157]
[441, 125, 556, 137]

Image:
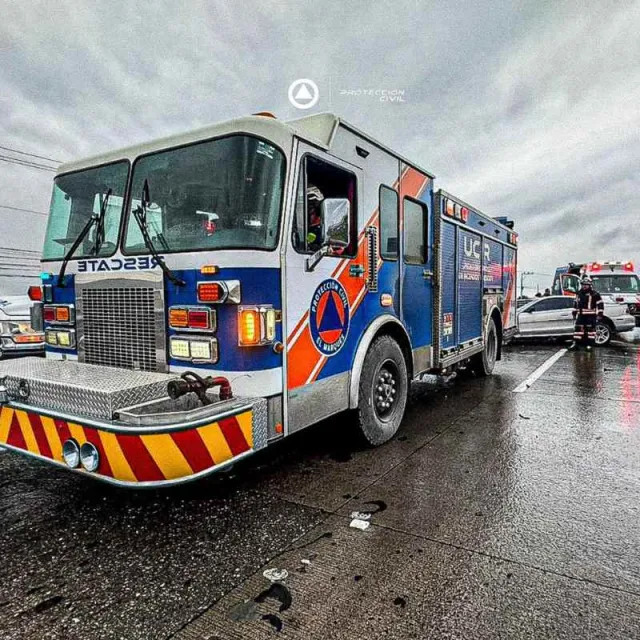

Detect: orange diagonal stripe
[41, 416, 63, 462]
[98, 431, 137, 483]
[16, 410, 40, 456]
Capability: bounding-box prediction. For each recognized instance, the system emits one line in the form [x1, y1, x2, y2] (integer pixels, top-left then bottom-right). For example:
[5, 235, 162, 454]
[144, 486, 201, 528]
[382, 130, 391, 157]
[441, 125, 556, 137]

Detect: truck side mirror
[321, 198, 350, 249]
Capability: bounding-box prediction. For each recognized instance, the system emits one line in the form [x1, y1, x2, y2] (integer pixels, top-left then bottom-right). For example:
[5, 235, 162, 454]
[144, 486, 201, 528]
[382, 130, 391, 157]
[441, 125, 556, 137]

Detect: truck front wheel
[471, 318, 498, 376]
[356, 335, 409, 446]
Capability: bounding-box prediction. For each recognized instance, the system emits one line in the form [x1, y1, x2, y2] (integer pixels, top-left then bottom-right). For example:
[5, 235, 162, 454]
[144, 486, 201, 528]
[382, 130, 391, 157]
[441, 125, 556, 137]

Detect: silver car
[516, 295, 635, 346]
[0, 296, 45, 359]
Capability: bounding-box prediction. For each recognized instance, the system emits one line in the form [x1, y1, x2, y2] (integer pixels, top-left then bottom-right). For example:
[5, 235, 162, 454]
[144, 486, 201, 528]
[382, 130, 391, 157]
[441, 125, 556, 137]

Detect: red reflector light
[625, 262, 634, 271]
[460, 207, 469, 222]
[198, 282, 225, 303]
[43, 306, 56, 322]
[28, 286, 42, 301]
[188, 309, 211, 330]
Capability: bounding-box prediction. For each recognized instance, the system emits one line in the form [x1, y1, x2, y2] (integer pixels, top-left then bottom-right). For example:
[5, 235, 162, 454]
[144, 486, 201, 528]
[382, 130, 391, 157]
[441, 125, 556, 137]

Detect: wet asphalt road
[1, 342, 640, 639]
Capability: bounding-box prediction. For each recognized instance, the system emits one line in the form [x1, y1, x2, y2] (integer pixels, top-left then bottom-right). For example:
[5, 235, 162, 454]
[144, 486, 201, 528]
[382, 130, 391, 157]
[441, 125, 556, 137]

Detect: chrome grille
[76, 272, 166, 372]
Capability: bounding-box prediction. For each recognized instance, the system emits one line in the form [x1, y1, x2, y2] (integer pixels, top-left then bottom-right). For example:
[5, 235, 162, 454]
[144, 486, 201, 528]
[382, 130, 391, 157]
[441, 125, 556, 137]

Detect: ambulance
[0, 113, 517, 486]
[552, 261, 640, 325]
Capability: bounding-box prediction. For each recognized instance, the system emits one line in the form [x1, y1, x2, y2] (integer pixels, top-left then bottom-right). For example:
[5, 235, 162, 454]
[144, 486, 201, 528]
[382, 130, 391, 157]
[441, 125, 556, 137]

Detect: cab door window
[403, 197, 427, 264]
[292, 156, 357, 256]
[379, 185, 399, 260]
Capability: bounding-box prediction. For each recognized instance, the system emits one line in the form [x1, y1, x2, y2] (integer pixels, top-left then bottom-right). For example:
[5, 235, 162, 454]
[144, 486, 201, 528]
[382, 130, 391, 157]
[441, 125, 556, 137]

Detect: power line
[0, 273, 41, 279]
[0, 251, 40, 255]
[0, 204, 49, 217]
[0, 145, 62, 164]
[0, 155, 57, 172]
[0, 261, 40, 267]
[0, 267, 41, 278]
[0, 247, 41, 254]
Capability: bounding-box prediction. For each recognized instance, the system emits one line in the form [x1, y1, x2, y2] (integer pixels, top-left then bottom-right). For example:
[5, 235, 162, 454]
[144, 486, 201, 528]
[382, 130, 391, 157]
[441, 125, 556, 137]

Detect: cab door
[284, 142, 363, 433]
[400, 172, 433, 373]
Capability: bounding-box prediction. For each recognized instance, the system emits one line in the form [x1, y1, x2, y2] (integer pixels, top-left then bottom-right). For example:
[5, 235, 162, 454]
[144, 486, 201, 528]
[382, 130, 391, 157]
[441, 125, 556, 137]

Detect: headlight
[0, 322, 18, 335]
[79, 442, 100, 472]
[169, 336, 218, 363]
[62, 439, 80, 468]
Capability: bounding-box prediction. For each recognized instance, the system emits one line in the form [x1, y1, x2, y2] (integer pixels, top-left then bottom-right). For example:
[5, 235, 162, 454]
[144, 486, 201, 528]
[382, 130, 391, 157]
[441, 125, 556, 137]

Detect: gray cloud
[0, 0, 638, 294]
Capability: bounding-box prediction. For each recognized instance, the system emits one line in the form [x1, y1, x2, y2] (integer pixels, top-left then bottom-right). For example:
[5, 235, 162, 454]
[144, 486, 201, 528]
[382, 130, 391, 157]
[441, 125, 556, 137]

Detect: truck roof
[437, 189, 516, 234]
[56, 113, 435, 180]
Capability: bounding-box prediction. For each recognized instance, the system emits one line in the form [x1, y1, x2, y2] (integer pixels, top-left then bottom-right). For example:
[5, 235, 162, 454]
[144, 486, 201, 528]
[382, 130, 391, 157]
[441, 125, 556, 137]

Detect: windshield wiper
[91, 187, 112, 256]
[132, 179, 184, 287]
[57, 212, 99, 287]
[57, 187, 113, 287]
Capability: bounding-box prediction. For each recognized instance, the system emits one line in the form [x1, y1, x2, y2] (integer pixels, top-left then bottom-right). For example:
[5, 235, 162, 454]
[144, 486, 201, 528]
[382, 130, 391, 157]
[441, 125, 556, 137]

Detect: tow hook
[167, 371, 233, 406]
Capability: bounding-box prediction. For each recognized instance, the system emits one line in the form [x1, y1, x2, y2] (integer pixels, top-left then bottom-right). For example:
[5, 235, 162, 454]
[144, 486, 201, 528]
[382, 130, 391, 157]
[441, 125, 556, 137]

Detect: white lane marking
[513, 349, 567, 393]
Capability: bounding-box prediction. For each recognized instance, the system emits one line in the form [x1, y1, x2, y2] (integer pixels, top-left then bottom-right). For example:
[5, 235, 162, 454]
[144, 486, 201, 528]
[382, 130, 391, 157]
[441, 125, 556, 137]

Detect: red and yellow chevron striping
[0, 406, 253, 485]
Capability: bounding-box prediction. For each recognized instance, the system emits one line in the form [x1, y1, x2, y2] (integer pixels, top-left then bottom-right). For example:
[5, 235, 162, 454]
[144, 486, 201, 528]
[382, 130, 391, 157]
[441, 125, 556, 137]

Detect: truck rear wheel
[471, 318, 498, 376]
[356, 335, 408, 446]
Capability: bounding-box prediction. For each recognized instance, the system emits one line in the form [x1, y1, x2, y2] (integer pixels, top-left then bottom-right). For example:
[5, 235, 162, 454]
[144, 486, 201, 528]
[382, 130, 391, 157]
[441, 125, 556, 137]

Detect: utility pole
[520, 271, 534, 298]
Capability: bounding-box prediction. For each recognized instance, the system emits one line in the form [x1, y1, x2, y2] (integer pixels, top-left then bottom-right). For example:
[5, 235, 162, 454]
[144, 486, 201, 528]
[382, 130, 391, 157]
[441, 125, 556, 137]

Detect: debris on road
[349, 518, 370, 531]
[263, 568, 289, 582]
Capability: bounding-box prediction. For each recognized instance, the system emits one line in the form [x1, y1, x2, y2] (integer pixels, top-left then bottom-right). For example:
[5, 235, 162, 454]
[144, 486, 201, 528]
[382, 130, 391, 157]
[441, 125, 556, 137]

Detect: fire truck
[552, 260, 640, 325]
[0, 113, 517, 487]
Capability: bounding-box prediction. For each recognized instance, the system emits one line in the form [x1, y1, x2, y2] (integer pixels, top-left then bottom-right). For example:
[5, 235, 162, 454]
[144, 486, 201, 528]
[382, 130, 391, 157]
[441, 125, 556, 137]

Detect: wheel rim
[595, 324, 610, 345]
[487, 327, 497, 367]
[373, 359, 399, 420]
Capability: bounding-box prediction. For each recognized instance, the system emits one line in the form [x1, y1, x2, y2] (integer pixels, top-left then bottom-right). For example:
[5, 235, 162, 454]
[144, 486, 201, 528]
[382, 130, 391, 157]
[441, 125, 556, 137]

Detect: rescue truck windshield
[124, 135, 285, 254]
[591, 274, 640, 294]
[43, 161, 128, 260]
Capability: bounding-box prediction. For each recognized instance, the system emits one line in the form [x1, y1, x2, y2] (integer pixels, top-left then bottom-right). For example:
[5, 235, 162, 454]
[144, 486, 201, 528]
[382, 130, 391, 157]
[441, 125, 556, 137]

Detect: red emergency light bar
[589, 261, 634, 272]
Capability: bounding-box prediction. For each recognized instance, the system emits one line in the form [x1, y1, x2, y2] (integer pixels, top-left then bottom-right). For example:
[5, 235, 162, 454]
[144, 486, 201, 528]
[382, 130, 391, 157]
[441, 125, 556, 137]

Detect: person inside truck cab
[306, 185, 325, 251]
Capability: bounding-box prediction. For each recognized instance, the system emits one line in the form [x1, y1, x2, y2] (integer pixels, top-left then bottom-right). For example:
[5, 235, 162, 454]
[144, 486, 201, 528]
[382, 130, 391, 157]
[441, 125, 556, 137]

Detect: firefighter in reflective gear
[569, 276, 604, 350]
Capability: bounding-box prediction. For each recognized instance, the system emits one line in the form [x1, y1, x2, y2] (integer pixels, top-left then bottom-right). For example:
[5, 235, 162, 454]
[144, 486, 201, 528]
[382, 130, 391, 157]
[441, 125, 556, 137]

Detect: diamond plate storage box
[0, 357, 179, 421]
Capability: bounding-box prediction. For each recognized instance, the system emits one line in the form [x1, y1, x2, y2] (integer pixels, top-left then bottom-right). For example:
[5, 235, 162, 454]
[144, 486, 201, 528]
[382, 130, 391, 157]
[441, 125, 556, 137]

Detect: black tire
[356, 335, 409, 446]
[595, 321, 612, 346]
[471, 318, 498, 376]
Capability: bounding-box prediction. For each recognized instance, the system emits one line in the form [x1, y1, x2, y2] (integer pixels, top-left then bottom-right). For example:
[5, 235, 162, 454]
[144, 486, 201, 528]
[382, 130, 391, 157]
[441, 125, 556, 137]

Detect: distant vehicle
[516, 295, 635, 346]
[0, 296, 44, 359]
[552, 261, 640, 325]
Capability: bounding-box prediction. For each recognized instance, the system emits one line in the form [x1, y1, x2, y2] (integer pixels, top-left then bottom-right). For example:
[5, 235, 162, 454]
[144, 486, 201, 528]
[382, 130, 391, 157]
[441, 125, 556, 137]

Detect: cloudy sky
[0, 0, 638, 294]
